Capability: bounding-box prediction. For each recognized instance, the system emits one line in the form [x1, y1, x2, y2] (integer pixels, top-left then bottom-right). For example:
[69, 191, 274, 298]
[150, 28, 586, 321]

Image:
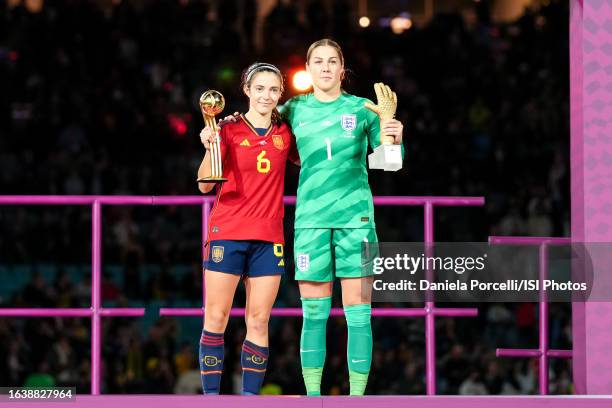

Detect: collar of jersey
[240, 114, 273, 137]
[307, 92, 347, 108]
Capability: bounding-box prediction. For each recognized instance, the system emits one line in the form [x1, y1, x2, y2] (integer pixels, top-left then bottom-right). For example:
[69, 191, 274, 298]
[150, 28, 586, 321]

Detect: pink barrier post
[488, 236, 573, 395]
[92, 200, 102, 395]
[202, 201, 211, 312]
[424, 201, 436, 395]
[570, 0, 612, 394]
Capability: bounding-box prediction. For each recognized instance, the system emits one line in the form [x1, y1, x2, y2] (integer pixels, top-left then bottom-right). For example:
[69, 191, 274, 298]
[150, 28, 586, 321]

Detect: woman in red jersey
[196, 63, 298, 395]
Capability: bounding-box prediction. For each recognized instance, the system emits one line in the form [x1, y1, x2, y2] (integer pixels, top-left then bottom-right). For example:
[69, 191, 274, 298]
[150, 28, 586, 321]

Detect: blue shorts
[204, 240, 285, 277]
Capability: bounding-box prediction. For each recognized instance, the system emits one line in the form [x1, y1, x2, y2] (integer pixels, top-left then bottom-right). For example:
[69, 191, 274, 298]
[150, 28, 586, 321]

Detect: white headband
[246, 63, 281, 83]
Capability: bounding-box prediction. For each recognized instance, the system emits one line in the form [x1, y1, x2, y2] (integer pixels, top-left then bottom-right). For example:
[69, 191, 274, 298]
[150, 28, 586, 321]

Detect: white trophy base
[368, 144, 402, 171]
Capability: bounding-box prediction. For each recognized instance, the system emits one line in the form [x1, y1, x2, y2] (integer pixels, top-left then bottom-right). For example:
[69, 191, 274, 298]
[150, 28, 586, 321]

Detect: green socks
[345, 303, 372, 396]
[300, 296, 331, 396]
[300, 299, 372, 396]
[348, 371, 369, 396]
[302, 367, 323, 396]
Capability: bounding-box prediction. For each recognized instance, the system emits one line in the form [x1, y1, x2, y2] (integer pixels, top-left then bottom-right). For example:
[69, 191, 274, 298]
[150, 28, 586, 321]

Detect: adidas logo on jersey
[240, 139, 251, 146]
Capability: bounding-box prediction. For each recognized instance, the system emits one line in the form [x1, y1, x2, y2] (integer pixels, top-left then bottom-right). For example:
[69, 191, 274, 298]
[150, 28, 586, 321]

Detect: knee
[344, 303, 371, 327]
[205, 307, 230, 332]
[246, 311, 270, 335]
[342, 283, 372, 305]
[302, 296, 332, 321]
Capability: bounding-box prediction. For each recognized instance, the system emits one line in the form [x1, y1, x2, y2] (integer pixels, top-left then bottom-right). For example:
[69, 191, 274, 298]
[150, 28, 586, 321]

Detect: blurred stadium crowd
[0, 0, 571, 395]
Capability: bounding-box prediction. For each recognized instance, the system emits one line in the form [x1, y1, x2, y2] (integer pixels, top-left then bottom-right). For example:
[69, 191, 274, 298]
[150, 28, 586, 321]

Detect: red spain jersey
[207, 115, 298, 244]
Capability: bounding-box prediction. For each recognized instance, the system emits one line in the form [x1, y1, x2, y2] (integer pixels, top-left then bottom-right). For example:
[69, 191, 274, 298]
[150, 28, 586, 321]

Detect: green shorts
[294, 228, 378, 282]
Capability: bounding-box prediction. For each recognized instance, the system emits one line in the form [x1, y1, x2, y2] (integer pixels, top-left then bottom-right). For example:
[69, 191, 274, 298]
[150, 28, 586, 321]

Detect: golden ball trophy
[198, 90, 228, 183]
[364, 82, 403, 171]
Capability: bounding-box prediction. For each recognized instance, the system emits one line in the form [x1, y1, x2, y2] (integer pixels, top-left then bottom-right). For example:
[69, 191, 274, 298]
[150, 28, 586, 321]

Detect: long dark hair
[241, 62, 285, 125]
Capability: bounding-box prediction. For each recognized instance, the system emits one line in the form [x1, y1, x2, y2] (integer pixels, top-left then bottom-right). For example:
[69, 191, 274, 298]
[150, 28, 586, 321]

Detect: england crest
[341, 114, 356, 131]
[297, 253, 310, 272]
[211, 246, 224, 263]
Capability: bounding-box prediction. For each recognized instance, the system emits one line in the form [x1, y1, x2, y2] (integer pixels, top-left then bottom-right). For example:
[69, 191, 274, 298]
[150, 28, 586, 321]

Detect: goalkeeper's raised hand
[364, 82, 403, 145]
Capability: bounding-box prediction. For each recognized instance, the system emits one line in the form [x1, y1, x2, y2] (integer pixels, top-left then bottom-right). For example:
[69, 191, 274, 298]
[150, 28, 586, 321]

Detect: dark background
[0, 0, 571, 395]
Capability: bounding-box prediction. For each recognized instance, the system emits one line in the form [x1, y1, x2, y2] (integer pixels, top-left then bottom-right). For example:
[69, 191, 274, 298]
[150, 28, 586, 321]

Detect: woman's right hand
[200, 127, 215, 150]
[200, 113, 239, 149]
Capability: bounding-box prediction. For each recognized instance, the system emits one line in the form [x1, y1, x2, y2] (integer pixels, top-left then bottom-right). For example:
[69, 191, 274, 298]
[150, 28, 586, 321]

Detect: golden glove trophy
[198, 90, 228, 183]
[364, 83, 403, 171]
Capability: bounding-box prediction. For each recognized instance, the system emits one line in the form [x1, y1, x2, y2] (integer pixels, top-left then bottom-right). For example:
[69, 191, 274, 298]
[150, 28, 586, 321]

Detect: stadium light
[390, 14, 412, 34]
[292, 70, 312, 92]
[25, 0, 44, 13]
[359, 16, 371, 28]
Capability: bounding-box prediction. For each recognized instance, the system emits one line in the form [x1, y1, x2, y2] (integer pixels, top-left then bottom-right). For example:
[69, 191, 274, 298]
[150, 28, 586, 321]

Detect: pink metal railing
[489, 236, 573, 395]
[0, 195, 483, 395]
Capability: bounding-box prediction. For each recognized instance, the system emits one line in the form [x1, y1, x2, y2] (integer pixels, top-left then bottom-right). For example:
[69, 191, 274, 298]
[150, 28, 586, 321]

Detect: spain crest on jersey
[272, 135, 284, 150]
[211, 246, 224, 263]
[297, 253, 310, 272]
[341, 114, 357, 131]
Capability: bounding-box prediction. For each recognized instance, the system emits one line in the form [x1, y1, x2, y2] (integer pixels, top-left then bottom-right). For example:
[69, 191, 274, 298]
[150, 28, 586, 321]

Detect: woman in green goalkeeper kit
[213, 39, 404, 395]
[280, 38, 404, 396]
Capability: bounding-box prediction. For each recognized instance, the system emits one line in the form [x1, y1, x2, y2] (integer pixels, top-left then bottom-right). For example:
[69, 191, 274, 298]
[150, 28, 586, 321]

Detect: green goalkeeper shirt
[281, 92, 386, 229]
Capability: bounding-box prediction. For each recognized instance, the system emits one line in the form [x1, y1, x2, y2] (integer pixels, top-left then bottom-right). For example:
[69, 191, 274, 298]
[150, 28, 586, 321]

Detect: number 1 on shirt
[325, 138, 332, 160]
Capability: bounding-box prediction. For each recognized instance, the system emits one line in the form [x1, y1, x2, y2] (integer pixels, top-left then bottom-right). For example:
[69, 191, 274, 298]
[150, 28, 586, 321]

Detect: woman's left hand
[382, 119, 404, 144]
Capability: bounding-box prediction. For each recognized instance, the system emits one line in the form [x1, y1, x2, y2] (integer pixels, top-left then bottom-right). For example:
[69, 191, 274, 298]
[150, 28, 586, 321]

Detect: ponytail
[271, 108, 283, 125]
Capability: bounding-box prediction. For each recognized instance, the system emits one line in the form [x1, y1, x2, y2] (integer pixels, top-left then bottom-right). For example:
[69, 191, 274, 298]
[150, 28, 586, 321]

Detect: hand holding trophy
[364, 82, 403, 171]
[198, 90, 228, 183]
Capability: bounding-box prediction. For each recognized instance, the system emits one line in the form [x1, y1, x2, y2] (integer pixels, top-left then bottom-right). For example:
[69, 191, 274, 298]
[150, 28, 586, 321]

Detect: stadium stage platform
[10, 395, 612, 408]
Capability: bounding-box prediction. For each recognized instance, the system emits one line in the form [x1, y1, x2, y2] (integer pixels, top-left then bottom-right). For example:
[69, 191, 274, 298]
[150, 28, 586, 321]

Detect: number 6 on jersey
[257, 150, 271, 173]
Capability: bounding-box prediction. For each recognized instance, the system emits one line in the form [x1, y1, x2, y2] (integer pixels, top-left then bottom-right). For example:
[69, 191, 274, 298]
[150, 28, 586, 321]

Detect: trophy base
[368, 144, 402, 171]
[197, 177, 228, 184]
